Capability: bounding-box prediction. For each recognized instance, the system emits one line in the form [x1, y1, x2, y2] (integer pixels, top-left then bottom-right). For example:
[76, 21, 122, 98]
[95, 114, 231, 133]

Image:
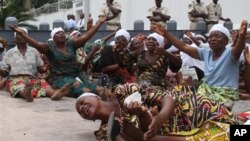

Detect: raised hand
[8, 25, 23, 34]
[238, 20, 248, 38]
[150, 22, 166, 36]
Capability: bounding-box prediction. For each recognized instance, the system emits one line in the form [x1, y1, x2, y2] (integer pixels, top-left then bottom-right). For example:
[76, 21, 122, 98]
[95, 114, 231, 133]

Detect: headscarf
[77, 92, 98, 100]
[115, 29, 131, 42]
[14, 27, 28, 38]
[148, 33, 165, 48]
[51, 27, 64, 38]
[208, 24, 230, 41]
[0, 43, 3, 48]
[195, 34, 207, 42]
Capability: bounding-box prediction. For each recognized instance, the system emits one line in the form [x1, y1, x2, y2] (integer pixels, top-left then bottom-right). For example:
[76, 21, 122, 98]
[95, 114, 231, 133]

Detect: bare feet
[239, 93, 250, 100]
[51, 84, 70, 100]
[120, 118, 144, 141]
[24, 86, 33, 102]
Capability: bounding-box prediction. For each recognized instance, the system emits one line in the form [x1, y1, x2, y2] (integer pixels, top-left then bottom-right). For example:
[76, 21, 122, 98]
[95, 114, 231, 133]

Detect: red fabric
[114, 68, 136, 83]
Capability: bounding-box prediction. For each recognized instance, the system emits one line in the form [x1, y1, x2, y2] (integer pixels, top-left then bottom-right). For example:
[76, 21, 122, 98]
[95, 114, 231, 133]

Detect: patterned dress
[46, 40, 96, 97]
[93, 83, 239, 141]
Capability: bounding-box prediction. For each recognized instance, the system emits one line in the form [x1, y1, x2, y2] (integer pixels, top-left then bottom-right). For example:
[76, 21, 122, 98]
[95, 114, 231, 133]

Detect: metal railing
[30, 0, 73, 16]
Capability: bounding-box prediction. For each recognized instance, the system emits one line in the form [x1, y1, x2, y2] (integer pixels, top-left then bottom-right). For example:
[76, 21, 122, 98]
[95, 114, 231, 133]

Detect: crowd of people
[1, 0, 250, 141]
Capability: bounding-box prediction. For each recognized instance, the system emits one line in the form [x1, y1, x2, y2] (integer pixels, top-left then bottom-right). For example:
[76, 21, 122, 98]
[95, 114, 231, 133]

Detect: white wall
[26, 0, 250, 30]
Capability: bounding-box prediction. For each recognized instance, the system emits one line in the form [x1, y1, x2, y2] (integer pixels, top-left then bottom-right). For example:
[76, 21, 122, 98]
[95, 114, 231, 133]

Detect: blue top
[198, 46, 239, 89]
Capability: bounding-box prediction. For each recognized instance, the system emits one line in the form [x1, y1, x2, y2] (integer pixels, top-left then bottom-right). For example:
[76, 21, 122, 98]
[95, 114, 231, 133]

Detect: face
[53, 31, 66, 43]
[115, 36, 128, 49]
[129, 39, 144, 52]
[196, 0, 201, 3]
[182, 37, 193, 45]
[155, 0, 162, 7]
[75, 96, 101, 120]
[146, 37, 158, 51]
[16, 30, 27, 45]
[213, 0, 218, 4]
[208, 31, 228, 51]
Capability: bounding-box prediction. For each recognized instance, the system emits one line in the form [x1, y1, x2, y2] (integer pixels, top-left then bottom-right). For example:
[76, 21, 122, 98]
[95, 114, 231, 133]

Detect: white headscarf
[77, 92, 98, 100]
[148, 33, 165, 48]
[115, 29, 131, 42]
[14, 27, 28, 38]
[51, 27, 64, 38]
[195, 34, 207, 42]
[208, 24, 230, 41]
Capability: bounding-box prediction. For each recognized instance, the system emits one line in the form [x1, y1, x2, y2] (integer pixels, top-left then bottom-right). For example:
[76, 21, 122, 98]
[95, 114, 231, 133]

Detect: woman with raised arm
[150, 20, 248, 106]
[9, 17, 107, 98]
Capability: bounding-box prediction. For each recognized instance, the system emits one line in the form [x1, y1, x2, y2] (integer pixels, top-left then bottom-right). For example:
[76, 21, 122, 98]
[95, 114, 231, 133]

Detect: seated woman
[0, 28, 69, 102]
[75, 82, 241, 141]
[9, 17, 107, 98]
[129, 33, 182, 88]
[150, 20, 248, 106]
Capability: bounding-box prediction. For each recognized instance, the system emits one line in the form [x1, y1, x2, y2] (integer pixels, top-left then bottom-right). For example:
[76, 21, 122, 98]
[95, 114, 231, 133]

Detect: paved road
[0, 90, 100, 141]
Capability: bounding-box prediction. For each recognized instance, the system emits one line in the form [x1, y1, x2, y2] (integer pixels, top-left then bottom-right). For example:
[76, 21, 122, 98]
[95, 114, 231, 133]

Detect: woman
[131, 33, 182, 88]
[150, 20, 248, 105]
[75, 82, 241, 141]
[9, 16, 107, 98]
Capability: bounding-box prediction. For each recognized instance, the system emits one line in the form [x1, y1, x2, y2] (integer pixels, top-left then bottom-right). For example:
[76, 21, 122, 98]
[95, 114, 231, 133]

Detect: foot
[239, 92, 250, 100]
[24, 86, 33, 102]
[51, 84, 70, 100]
[120, 118, 144, 141]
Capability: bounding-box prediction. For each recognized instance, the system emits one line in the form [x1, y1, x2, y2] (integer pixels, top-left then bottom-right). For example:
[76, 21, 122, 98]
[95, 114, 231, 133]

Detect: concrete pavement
[0, 90, 100, 141]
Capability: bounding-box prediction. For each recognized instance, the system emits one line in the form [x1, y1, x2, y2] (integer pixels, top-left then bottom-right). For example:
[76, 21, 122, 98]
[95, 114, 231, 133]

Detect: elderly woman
[130, 33, 182, 88]
[150, 21, 248, 106]
[75, 82, 241, 141]
[0, 28, 69, 102]
[9, 17, 107, 98]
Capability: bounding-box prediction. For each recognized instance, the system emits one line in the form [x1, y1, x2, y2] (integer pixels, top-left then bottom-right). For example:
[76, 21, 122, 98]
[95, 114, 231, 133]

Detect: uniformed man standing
[147, 0, 171, 28]
[188, 0, 208, 30]
[99, 0, 121, 30]
[206, 0, 230, 31]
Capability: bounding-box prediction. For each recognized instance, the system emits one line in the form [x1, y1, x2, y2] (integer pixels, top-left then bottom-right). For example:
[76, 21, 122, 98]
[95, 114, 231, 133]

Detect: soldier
[188, 0, 208, 30]
[206, 0, 230, 31]
[147, 0, 170, 28]
[99, 0, 121, 30]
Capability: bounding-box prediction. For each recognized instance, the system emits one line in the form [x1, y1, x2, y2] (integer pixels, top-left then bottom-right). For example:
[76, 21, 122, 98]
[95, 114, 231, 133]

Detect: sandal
[107, 111, 120, 141]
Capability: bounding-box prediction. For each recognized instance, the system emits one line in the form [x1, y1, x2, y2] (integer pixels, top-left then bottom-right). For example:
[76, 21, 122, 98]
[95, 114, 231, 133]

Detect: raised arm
[74, 16, 107, 48]
[151, 22, 200, 59]
[232, 20, 248, 60]
[8, 25, 49, 54]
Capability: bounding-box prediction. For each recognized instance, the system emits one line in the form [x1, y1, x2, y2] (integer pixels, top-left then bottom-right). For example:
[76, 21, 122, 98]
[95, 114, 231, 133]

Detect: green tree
[0, 0, 36, 29]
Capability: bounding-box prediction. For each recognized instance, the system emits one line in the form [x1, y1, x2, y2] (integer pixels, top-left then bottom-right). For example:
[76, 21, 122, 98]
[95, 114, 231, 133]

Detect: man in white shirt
[77, 13, 85, 30]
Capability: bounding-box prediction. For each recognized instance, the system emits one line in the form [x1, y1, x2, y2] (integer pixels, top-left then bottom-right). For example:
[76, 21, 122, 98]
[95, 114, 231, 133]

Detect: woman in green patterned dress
[9, 17, 107, 98]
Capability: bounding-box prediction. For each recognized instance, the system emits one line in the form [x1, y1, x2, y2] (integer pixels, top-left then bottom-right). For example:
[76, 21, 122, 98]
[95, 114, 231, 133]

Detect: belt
[206, 21, 218, 24]
[106, 22, 120, 26]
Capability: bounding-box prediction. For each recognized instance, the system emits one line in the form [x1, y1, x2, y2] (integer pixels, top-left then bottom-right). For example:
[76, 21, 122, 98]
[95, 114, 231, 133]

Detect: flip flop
[107, 111, 120, 141]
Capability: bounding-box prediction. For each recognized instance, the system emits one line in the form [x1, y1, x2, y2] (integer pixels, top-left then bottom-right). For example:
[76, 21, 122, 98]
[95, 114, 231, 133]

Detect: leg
[46, 84, 70, 100]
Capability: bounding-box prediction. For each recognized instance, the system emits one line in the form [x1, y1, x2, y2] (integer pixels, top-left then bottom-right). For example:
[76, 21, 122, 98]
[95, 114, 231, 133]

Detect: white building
[26, 0, 250, 30]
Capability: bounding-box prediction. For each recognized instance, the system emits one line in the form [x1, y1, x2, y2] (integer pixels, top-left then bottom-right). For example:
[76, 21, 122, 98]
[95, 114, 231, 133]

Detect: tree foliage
[0, 0, 36, 29]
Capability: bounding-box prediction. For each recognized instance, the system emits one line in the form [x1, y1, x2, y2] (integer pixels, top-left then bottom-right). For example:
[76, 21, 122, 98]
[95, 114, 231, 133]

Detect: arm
[107, 0, 121, 17]
[151, 22, 200, 59]
[144, 96, 176, 140]
[101, 64, 119, 73]
[74, 16, 107, 48]
[232, 20, 248, 60]
[102, 30, 116, 42]
[8, 25, 49, 54]
[244, 48, 250, 93]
